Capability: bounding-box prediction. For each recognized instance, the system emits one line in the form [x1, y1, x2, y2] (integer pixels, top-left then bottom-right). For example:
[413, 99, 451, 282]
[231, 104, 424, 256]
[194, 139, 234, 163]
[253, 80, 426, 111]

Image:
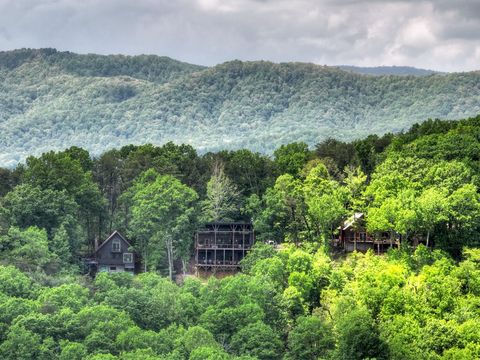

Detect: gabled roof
[95, 230, 132, 253]
[343, 212, 364, 230]
[204, 221, 253, 226]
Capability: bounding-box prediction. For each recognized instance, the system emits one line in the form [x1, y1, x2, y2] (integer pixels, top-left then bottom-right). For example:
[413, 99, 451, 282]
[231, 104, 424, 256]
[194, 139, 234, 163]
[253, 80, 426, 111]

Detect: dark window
[112, 239, 121, 252]
[123, 253, 133, 263]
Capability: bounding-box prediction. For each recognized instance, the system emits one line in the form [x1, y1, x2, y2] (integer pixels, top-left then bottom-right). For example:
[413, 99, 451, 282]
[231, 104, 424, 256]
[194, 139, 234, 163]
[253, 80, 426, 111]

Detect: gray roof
[343, 212, 364, 230]
[95, 230, 132, 253]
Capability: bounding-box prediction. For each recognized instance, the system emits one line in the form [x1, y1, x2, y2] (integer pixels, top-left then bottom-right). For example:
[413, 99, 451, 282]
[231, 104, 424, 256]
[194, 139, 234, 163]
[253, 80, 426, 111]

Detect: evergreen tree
[202, 161, 241, 222]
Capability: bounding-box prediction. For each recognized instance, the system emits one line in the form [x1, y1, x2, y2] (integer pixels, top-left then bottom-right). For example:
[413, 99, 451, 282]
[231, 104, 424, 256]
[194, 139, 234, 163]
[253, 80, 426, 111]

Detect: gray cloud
[0, 0, 478, 71]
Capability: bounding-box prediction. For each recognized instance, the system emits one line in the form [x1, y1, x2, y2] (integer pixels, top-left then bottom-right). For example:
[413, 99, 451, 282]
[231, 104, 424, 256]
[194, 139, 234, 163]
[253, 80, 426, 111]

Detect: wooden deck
[194, 222, 255, 272]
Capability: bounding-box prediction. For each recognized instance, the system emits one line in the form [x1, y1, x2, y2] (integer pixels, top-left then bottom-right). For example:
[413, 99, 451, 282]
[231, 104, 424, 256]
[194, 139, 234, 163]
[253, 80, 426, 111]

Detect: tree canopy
[0, 116, 479, 358]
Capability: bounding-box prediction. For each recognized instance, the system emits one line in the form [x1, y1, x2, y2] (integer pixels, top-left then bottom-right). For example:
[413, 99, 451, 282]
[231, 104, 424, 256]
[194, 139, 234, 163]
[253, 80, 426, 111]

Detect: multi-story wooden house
[195, 222, 255, 272]
[338, 213, 400, 254]
[89, 231, 136, 274]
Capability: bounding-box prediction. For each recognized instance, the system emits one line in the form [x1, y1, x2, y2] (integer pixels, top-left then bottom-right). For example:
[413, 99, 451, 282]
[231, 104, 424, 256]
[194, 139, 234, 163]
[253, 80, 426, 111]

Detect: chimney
[94, 236, 99, 251]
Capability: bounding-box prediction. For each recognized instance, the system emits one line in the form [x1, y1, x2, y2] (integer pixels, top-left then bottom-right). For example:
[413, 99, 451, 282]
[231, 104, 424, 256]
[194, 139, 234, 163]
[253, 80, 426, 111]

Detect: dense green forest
[0, 115, 480, 359]
[1, 48, 479, 166]
[338, 65, 439, 76]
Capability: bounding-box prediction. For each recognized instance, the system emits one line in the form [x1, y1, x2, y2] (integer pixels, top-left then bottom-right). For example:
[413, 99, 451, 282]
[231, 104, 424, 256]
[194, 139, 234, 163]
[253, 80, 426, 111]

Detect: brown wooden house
[338, 213, 400, 254]
[89, 231, 136, 274]
[195, 222, 255, 272]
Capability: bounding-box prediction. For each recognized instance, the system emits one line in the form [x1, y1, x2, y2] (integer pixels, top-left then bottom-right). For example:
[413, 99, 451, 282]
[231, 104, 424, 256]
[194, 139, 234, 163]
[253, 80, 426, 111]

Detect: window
[112, 239, 121, 252]
[109, 266, 117, 272]
[123, 252, 133, 263]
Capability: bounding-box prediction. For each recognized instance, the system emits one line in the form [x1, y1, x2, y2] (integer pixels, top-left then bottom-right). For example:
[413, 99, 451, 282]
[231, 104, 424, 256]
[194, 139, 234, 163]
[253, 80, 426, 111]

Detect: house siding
[95, 232, 135, 273]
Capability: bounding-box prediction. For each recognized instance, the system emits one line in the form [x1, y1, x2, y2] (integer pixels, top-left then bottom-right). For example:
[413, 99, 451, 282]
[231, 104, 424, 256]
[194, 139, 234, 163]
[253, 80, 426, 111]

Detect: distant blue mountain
[338, 65, 441, 76]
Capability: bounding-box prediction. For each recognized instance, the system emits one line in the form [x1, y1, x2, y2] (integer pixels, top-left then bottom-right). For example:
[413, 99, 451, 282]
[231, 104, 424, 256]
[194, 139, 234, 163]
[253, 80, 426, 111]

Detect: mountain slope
[338, 65, 440, 76]
[0, 49, 479, 166]
[0, 48, 205, 83]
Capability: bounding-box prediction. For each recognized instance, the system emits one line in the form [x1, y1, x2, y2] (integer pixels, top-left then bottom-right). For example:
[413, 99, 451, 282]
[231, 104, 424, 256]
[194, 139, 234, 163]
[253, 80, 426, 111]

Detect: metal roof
[343, 212, 364, 230]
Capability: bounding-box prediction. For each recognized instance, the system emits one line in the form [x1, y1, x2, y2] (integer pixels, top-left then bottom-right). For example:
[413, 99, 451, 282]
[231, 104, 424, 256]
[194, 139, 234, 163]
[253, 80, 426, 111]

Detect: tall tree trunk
[290, 206, 299, 246]
[166, 237, 174, 280]
[182, 259, 187, 275]
[302, 213, 313, 240]
[143, 240, 147, 273]
[426, 230, 430, 248]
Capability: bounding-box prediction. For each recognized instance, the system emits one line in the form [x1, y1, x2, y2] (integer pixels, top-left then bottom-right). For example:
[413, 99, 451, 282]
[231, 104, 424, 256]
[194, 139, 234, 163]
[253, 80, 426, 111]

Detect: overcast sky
[0, 0, 478, 72]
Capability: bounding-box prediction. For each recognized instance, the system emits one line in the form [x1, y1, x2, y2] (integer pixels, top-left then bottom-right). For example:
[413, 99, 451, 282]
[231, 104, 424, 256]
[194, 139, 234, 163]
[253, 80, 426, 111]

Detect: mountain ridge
[338, 65, 441, 76]
[0, 48, 479, 166]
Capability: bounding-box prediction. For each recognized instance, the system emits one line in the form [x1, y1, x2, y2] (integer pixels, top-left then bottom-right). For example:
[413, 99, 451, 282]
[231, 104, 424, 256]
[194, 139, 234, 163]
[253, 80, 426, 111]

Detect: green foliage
[229, 321, 283, 360]
[335, 306, 388, 360]
[59, 341, 88, 360]
[177, 326, 219, 357]
[273, 142, 311, 177]
[0, 184, 79, 235]
[38, 283, 89, 313]
[0, 227, 58, 273]
[240, 242, 277, 273]
[254, 162, 348, 245]
[189, 346, 231, 360]
[99, 274, 199, 331]
[1, 49, 479, 166]
[365, 117, 480, 255]
[23, 149, 103, 216]
[0, 324, 42, 360]
[128, 169, 198, 276]
[303, 163, 349, 246]
[253, 174, 306, 243]
[0, 265, 35, 298]
[220, 149, 275, 196]
[1, 112, 480, 359]
[315, 138, 358, 174]
[286, 315, 334, 360]
[202, 162, 241, 222]
[0, 246, 478, 358]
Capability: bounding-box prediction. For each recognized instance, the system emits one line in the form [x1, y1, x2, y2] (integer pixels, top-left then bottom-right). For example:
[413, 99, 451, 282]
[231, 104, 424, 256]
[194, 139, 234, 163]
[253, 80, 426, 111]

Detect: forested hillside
[338, 65, 440, 76]
[1, 245, 479, 360]
[1, 116, 480, 358]
[0, 48, 479, 166]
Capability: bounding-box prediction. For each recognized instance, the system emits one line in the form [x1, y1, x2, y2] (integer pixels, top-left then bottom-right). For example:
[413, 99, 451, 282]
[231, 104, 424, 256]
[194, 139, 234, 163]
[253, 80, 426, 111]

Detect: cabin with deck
[338, 213, 400, 254]
[195, 222, 255, 272]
